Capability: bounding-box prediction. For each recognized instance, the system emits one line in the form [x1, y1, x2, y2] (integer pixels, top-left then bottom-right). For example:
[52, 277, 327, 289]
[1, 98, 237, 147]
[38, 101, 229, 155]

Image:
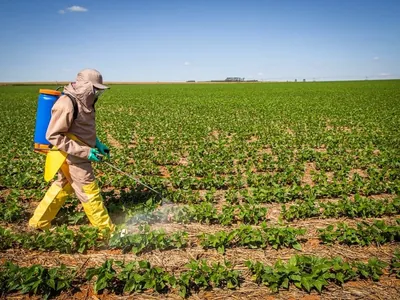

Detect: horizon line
[1, 78, 399, 86]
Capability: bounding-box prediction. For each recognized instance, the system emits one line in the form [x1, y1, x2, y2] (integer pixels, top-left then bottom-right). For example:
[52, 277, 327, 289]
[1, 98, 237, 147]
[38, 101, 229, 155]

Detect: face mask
[94, 88, 105, 99]
[93, 88, 105, 109]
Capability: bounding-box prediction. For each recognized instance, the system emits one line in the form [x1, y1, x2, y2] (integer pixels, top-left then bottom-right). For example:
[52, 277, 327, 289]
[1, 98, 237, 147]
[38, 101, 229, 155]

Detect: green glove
[88, 148, 102, 162]
[95, 137, 110, 157]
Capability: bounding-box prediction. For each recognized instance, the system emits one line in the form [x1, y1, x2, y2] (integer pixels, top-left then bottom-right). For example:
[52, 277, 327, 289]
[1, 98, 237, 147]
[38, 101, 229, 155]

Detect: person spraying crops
[29, 69, 115, 233]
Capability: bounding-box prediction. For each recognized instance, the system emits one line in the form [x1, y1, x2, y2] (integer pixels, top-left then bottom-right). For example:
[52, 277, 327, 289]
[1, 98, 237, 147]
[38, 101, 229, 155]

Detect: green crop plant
[354, 258, 387, 281]
[0, 261, 76, 299]
[55, 197, 87, 225]
[108, 224, 188, 254]
[86, 259, 118, 294]
[318, 220, 400, 246]
[0, 191, 25, 222]
[236, 202, 268, 224]
[0, 227, 21, 250]
[281, 199, 319, 221]
[218, 205, 235, 225]
[117, 260, 176, 294]
[178, 259, 241, 298]
[390, 249, 400, 279]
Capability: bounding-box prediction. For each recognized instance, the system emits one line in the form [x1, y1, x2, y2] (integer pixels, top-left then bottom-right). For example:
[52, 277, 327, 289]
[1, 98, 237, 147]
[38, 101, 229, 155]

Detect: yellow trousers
[29, 157, 114, 233]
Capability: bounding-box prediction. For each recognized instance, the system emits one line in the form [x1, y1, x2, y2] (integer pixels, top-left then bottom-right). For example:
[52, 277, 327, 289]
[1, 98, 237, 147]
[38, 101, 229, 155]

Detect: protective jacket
[46, 81, 97, 159]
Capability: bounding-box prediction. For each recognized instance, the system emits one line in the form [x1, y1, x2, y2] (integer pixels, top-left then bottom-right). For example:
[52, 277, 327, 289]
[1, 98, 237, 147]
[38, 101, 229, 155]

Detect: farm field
[0, 80, 400, 299]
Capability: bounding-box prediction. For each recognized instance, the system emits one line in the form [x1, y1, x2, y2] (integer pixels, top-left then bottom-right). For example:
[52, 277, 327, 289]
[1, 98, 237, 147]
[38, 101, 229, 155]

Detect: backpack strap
[64, 93, 79, 120]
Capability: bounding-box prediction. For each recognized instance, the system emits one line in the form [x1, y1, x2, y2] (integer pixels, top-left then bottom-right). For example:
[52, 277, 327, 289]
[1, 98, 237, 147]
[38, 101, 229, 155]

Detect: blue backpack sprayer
[33, 88, 77, 154]
[33, 89, 62, 154]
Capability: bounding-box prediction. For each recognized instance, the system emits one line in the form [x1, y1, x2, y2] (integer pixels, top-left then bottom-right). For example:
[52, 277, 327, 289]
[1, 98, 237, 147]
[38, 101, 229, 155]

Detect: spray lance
[96, 152, 169, 203]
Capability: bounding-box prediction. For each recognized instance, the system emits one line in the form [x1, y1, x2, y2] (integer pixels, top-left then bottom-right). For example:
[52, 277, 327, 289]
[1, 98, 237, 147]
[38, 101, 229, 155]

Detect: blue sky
[0, 0, 399, 82]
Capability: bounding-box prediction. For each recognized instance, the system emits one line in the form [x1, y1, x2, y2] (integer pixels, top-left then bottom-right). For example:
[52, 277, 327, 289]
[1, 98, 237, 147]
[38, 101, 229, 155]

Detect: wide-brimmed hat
[75, 68, 109, 90]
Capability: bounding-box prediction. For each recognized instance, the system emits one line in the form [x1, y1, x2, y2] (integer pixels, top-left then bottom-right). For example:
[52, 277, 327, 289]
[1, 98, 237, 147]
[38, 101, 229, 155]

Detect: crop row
[246, 253, 399, 293]
[124, 194, 399, 227]
[199, 224, 305, 253]
[124, 201, 268, 226]
[104, 192, 400, 228]
[1, 190, 398, 230]
[3, 165, 398, 206]
[1, 251, 399, 298]
[0, 224, 304, 254]
[0, 225, 187, 255]
[318, 219, 400, 246]
[109, 177, 399, 205]
[1, 220, 399, 254]
[0, 190, 269, 226]
[0, 258, 239, 299]
[4, 154, 399, 198]
[2, 193, 398, 229]
[0, 225, 103, 254]
[199, 220, 400, 252]
[100, 153, 398, 199]
[281, 194, 400, 221]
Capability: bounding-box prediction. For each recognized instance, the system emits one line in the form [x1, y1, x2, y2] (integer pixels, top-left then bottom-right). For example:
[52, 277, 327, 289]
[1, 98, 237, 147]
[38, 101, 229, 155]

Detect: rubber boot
[29, 183, 73, 230]
[81, 181, 115, 234]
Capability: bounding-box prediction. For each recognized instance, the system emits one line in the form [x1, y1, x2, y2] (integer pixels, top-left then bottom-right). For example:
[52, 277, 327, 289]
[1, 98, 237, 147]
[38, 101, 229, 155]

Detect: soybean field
[0, 80, 400, 299]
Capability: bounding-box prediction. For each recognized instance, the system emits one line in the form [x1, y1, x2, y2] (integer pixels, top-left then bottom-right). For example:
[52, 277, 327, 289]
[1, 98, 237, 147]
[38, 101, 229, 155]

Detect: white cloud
[58, 10, 65, 14]
[184, 62, 190, 66]
[373, 56, 380, 60]
[379, 72, 391, 76]
[67, 6, 88, 12]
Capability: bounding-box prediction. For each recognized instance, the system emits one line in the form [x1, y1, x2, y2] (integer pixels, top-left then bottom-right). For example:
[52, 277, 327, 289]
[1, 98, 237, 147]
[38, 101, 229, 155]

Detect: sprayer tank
[33, 89, 61, 145]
